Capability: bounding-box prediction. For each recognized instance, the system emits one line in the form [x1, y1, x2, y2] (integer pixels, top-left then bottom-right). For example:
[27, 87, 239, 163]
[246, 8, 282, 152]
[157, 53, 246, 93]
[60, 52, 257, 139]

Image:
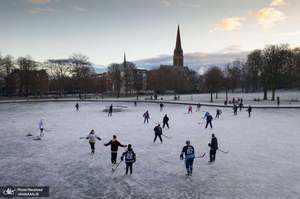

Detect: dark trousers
[154, 134, 163, 143]
[248, 111, 251, 117]
[126, 162, 133, 175]
[144, 118, 149, 123]
[185, 158, 194, 174]
[209, 149, 216, 162]
[108, 111, 112, 116]
[205, 121, 213, 128]
[111, 152, 117, 164]
[89, 142, 95, 153]
[215, 114, 219, 118]
[163, 122, 169, 128]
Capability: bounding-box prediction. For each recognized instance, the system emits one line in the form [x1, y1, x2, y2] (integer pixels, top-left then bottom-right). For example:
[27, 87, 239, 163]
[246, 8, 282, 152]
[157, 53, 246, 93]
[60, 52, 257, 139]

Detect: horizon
[1, 0, 300, 66]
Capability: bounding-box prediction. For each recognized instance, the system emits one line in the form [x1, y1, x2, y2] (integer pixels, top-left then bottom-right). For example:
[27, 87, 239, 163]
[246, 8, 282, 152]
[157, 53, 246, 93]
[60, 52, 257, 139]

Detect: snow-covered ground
[0, 102, 300, 199]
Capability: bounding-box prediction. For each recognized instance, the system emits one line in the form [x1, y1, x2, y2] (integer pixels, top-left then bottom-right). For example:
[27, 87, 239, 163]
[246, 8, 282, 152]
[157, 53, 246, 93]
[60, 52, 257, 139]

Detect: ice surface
[0, 102, 300, 199]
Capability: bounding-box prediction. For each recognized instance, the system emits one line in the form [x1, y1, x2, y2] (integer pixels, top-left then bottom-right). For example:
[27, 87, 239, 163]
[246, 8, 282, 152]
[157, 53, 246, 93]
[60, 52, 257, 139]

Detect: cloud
[28, 0, 50, 4]
[270, 0, 286, 6]
[29, 7, 54, 14]
[277, 31, 300, 37]
[211, 17, 245, 32]
[72, 5, 86, 12]
[253, 7, 286, 28]
[161, 0, 171, 7]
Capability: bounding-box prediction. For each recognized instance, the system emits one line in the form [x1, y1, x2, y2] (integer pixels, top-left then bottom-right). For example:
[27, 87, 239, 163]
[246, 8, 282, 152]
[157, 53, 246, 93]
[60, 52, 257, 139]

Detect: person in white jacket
[86, 129, 101, 154]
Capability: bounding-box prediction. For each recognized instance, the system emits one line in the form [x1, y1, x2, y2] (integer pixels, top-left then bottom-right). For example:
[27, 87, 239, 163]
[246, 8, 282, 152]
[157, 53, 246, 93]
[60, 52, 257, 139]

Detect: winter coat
[163, 116, 169, 123]
[86, 134, 101, 143]
[104, 139, 126, 153]
[154, 126, 162, 135]
[181, 145, 195, 159]
[209, 137, 218, 150]
[121, 149, 136, 163]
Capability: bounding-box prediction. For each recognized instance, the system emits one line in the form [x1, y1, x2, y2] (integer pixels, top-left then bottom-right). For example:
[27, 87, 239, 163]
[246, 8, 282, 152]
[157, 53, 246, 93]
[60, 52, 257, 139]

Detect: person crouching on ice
[180, 140, 195, 176]
[86, 129, 101, 154]
[121, 144, 136, 175]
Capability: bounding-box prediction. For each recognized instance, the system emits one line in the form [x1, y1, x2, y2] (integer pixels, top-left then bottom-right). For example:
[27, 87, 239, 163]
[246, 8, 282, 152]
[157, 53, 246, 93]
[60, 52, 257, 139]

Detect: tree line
[201, 44, 300, 102]
[1, 44, 299, 99]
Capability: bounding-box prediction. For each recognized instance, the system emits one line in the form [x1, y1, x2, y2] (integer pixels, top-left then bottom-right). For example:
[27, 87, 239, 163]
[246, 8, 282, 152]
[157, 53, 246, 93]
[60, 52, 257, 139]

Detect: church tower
[173, 25, 184, 67]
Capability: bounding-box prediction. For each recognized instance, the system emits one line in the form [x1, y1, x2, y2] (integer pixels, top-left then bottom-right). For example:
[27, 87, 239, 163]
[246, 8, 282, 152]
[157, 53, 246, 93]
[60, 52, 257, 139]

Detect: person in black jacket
[104, 135, 127, 164]
[143, 110, 150, 124]
[108, 104, 113, 117]
[153, 124, 163, 143]
[75, 103, 79, 111]
[163, 114, 169, 129]
[160, 103, 164, 111]
[208, 134, 218, 163]
[233, 104, 238, 115]
[121, 144, 136, 175]
[205, 113, 213, 129]
[247, 105, 252, 117]
[215, 109, 222, 119]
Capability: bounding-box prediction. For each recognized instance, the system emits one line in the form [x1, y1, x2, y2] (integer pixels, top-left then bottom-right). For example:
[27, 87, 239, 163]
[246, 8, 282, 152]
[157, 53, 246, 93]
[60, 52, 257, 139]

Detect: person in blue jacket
[180, 140, 195, 176]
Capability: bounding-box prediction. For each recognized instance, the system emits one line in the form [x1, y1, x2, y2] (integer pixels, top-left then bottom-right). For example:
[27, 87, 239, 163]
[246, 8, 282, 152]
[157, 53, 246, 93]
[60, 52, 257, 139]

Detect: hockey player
[233, 104, 238, 115]
[162, 114, 169, 129]
[121, 144, 136, 175]
[38, 119, 44, 137]
[196, 104, 201, 112]
[247, 105, 252, 117]
[208, 134, 218, 163]
[143, 110, 150, 124]
[153, 124, 163, 143]
[86, 129, 101, 154]
[108, 104, 113, 116]
[180, 140, 195, 176]
[239, 102, 243, 111]
[203, 111, 210, 120]
[215, 109, 222, 119]
[188, 105, 192, 114]
[160, 103, 164, 111]
[75, 103, 79, 111]
[104, 135, 127, 164]
[205, 113, 213, 129]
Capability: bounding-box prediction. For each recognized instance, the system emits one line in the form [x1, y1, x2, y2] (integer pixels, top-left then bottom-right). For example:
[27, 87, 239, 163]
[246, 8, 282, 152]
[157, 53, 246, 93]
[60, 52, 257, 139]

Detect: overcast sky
[1, 0, 300, 65]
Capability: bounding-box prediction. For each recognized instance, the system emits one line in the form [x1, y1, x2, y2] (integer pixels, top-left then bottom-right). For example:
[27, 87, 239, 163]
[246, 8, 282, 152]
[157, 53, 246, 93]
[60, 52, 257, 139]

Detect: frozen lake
[0, 102, 300, 199]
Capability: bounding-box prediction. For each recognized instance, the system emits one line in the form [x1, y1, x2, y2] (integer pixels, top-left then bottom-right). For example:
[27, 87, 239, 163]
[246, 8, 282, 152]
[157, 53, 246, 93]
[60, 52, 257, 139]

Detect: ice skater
[233, 104, 238, 115]
[86, 129, 101, 154]
[104, 135, 127, 165]
[203, 111, 210, 120]
[215, 109, 222, 119]
[143, 110, 150, 124]
[38, 119, 44, 137]
[196, 104, 201, 112]
[160, 103, 164, 112]
[188, 105, 192, 114]
[108, 104, 113, 116]
[247, 105, 252, 117]
[163, 114, 169, 129]
[239, 102, 243, 111]
[205, 113, 213, 129]
[153, 124, 163, 143]
[180, 140, 195, 176]
[75, 103, 79, 111]
[208, 134, 218, 163]
[277, 96, 280, 108]
[121, 144, 136, 175]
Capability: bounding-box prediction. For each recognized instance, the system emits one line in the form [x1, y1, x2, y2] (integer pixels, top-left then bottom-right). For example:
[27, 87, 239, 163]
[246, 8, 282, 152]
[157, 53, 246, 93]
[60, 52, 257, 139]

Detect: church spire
[123, 52, 126, 68]
[173, 25, 184, 67]
[175, 25, 182, 51]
